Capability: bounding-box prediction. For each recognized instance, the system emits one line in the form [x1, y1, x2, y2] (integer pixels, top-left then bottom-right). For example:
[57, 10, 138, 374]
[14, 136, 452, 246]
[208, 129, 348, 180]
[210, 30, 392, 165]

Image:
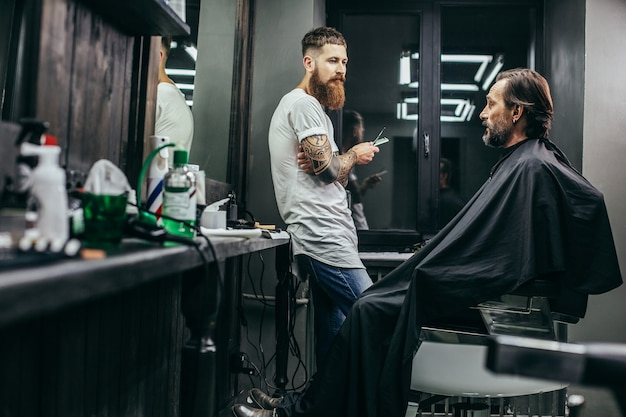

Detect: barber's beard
[310, 69, 346, 110]
[482, 116, 512, 148]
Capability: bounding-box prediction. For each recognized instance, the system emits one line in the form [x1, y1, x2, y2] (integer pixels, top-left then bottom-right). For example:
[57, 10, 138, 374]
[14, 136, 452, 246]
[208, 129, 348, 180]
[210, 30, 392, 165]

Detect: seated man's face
[480, 79, 515, 148]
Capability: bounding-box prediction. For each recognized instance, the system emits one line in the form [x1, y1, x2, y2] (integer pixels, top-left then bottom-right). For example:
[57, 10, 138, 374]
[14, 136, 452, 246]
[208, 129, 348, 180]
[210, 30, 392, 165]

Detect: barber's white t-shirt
[268, 89, 363, 269]
[156, 82, 194, 157]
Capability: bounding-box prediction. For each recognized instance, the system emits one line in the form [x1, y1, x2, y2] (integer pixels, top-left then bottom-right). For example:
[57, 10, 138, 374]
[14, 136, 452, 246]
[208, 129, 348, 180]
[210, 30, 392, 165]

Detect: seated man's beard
[310, 70, 346, 110]
[482, 118, 511, 148]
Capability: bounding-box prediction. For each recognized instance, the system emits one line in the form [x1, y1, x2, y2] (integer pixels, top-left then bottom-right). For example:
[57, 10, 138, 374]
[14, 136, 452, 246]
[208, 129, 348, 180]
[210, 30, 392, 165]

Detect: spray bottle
[145, 135, 171, 221]
[19, 142, 68, 249]
[13, 119, 51, 201]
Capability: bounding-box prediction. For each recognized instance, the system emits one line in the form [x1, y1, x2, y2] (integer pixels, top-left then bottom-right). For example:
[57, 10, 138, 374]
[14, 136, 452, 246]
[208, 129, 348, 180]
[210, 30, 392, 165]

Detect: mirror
[342, 13, 421, 231]
[340, 4, 538, 234]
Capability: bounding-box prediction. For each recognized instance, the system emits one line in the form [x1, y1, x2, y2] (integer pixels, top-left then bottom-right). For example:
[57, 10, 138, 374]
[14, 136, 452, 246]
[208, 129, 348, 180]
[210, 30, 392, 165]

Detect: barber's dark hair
[301, 27, 347, 56]
[342, 109, 363, 150]
[439, 158, 453, 186]
[161, 36, 172, 58]
[495, 68, 553, 139]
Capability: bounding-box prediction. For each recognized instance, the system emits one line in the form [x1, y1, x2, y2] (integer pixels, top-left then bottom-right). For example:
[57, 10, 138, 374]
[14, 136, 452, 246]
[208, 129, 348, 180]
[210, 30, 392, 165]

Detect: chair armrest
[486, 335, 626, 416]
[486, 335, 626, 387]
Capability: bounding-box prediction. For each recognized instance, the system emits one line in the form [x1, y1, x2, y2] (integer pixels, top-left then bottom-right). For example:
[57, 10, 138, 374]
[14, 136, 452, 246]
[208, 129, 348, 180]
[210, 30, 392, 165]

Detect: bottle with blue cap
[162, 150, 196, 238]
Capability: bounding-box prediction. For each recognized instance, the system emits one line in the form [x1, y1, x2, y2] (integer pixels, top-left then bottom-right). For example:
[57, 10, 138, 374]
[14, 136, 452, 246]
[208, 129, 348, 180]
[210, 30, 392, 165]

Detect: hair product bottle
[162, 150, 196, 238]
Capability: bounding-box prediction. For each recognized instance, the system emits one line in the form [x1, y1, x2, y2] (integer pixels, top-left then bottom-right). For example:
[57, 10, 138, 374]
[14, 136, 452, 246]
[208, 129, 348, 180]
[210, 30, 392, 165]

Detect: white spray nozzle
[150, 135, 171, 159]
[206, 197, 230, 212]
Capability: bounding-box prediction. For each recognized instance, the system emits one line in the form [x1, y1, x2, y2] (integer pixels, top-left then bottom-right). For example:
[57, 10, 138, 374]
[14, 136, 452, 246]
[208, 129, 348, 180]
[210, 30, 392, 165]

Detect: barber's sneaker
[247, 388, 283, 410]
[232, 404, 277, 417]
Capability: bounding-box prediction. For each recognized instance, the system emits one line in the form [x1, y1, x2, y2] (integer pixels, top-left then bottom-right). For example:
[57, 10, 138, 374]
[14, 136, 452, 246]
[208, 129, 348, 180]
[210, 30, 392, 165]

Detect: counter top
[0, 236, 289, 328]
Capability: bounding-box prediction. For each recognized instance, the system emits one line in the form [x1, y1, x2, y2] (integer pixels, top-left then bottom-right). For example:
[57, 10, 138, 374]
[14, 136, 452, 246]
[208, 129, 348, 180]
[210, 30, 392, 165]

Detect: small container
[82, 192, 128, 246]
[20, 142, 68, 245]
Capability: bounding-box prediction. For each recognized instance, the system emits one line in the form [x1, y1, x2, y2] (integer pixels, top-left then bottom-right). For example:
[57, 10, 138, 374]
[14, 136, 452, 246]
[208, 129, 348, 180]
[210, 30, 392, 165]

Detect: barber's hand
[362, 174, 382, 190]
[351, 142, 380, 165]
[297, 146, 314, 174]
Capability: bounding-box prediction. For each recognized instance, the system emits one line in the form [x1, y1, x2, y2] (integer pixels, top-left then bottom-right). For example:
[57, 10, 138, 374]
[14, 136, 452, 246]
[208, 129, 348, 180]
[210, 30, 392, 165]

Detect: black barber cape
[292, 138, 622, 417]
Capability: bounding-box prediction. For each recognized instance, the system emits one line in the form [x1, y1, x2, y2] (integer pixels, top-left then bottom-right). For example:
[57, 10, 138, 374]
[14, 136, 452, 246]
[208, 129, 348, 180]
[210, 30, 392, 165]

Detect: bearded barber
[268, 26, 379, 368]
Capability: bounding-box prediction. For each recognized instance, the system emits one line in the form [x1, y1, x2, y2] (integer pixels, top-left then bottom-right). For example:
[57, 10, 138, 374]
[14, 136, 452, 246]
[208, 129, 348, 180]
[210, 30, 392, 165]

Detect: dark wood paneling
[0, 275, 184, 417]
[35, 0, 136, 175]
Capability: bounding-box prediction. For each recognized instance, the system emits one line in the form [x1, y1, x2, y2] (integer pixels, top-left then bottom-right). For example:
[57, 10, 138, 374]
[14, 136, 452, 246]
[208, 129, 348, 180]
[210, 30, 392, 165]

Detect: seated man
[233, 68, 623, 417]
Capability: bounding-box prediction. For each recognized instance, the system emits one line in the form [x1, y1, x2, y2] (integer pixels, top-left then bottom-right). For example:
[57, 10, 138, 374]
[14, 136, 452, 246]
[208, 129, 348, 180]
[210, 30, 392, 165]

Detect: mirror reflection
[342, 13, 421, 231]
[341, 5, 537, 234]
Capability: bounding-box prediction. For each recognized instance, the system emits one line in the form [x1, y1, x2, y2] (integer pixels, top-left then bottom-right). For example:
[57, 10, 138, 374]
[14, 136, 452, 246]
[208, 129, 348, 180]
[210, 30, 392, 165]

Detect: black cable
[126, 202, 223, 297]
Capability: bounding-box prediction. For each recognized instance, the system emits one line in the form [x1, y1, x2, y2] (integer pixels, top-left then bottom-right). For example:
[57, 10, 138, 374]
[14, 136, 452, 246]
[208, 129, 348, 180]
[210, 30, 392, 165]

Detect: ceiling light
[175, 83, 195, 91]
[482, 55, 504, 90]
[441, 83, 479, 92]
[399, 52, 411, 85]
[441, 54, 493, 82]
[184, 45, 198, 61]
[166, 69, 196, 77]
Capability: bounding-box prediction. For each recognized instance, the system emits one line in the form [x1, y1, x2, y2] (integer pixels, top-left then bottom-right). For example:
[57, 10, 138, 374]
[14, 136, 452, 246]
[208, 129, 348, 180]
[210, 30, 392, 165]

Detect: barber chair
[408, 279, 586, 417]
[486, 334, 626, 417]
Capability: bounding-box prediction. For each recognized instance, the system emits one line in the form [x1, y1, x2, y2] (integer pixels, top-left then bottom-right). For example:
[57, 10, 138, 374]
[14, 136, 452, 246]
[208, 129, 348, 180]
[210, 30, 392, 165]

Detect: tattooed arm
[300, 134, 379, 187]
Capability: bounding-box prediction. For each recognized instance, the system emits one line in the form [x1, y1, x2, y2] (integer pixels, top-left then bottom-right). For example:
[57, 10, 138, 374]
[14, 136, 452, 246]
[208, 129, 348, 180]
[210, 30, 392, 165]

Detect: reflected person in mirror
[264, 26, 379, 373]
[341, 110, 383, 230]
[233, 68, 621, 417]
[438, 157, 464, 227]
[155, 36, 194, 162]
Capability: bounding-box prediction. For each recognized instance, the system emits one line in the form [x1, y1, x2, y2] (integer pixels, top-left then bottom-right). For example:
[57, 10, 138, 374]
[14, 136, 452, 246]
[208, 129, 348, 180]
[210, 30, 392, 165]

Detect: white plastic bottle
[20, 142, 69, 247]
[162, 150, 196, 238]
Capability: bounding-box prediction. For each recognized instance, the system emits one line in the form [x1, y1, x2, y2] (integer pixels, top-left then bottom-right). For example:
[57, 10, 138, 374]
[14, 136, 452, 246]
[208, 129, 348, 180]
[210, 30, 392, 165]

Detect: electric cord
[240, 238, 310, 394]
[125, 202, 223, 298]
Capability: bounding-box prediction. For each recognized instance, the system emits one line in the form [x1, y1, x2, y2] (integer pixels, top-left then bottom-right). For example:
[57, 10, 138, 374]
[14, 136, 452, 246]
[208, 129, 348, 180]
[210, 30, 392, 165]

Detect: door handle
[423, 132, 430, 158]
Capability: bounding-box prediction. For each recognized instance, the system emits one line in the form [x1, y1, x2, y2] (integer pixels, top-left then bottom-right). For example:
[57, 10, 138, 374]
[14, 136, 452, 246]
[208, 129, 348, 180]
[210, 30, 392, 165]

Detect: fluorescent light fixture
[184, 45, 198, 61]
[176, 83, 195, 91]
[166, 69, 196, 77]
[441, 83, 479, 92]
[397, 102, 419, 120]
[441, 54, 492, 63]
[396, 52, 504, 122]
[401, 53, 495, 86]
[441, 98, 475, 122]
[482, 55, 504, 90]
[399, 52, 411, 85]
[467, 104, 476, 120]
[441, 54, 492, 82]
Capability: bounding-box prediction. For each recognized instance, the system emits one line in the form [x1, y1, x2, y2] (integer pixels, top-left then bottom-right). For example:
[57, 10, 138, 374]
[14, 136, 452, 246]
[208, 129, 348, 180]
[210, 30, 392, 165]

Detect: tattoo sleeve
[301, 134, 356, 187]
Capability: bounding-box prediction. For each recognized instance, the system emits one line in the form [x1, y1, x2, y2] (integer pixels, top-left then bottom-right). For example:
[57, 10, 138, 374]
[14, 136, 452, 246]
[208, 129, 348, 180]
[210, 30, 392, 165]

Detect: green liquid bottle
[162, 150, 196, 238]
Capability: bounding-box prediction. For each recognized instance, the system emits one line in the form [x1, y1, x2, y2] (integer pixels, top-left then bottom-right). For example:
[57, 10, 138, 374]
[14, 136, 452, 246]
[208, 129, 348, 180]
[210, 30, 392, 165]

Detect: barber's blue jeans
[295, 254, 372, 367]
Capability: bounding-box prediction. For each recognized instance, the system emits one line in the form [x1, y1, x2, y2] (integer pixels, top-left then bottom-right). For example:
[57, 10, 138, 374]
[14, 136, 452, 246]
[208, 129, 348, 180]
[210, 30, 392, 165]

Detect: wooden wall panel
[0, 275, 185, 417]
[36, 0, 137, 176]
[36, 0, 75, 160]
